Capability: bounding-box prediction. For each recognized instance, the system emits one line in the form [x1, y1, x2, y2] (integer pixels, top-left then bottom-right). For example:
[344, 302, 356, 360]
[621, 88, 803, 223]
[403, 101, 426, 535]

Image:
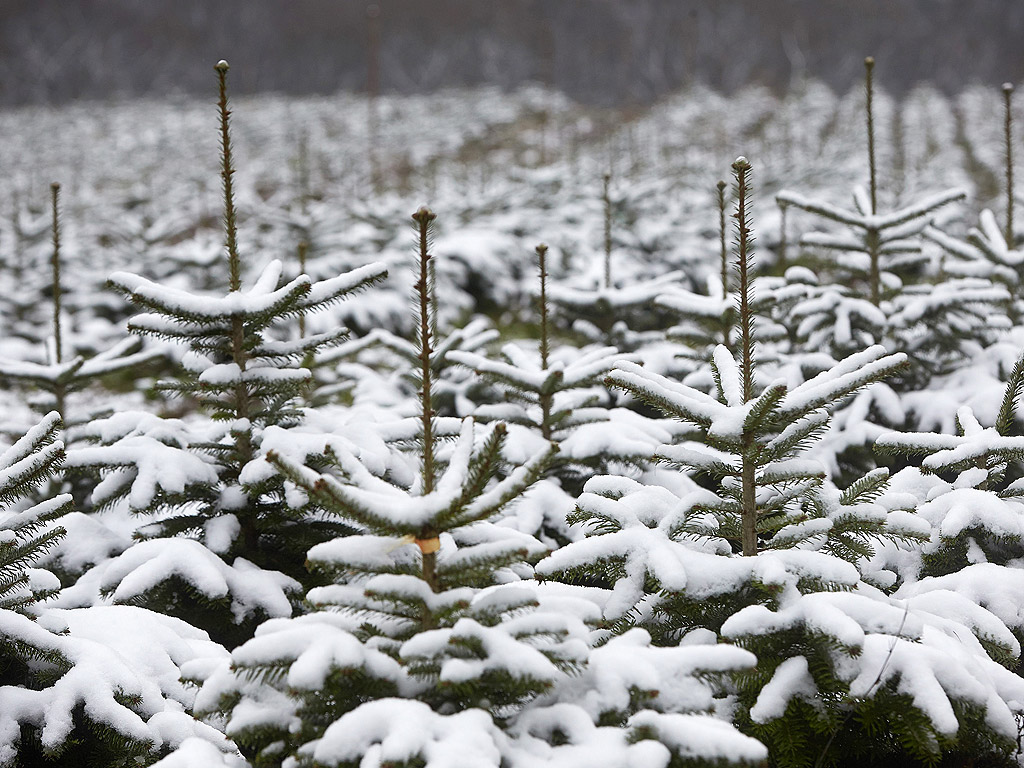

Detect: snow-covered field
[2, 74, 1024, 766]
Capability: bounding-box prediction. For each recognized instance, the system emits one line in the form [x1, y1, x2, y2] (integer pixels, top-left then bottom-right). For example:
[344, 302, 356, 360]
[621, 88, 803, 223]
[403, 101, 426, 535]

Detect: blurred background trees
[1, 0, 1021, 108]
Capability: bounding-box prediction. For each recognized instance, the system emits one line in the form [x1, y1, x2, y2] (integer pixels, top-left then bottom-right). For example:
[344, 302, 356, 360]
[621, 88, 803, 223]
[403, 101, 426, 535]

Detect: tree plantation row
[2, 58, 1024, 768]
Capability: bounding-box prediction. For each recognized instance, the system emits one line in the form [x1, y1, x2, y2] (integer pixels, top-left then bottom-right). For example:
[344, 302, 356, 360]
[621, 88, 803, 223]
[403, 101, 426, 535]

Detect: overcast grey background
[1, 0, 1021, 106]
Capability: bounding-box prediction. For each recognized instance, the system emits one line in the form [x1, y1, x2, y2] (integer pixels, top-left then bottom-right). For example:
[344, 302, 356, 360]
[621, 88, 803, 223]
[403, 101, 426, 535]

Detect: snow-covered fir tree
[541, 173, 683, 351]
[876, 351, 1024, 577]
[449, 244, 668, 500]
[774, 59, 1008, 387]
[184, 207, 768, 768]
[924, 85, 1024, 321]
[773, 180, 1013, 387]
[538, 158, 1024, 767]
[0, 184, 160, 435]
[61, 62, 387, 646]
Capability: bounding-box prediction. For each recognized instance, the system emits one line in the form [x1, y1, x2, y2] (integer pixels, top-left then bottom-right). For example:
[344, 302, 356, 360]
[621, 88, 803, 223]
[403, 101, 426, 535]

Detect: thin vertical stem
[602, 173, 612, 288]
[777, 201, 788, 274]
[865, 56, 877, 215]
[733, 159, 755, 403]
[538, 244, 550, 371]
[717, 180, 728, 296]
[1005, 83, 1015, 246]
[215, 61, 255, 554]
[537, 244, 553, 440]
[412, 207, 437, 495]
[732, 157, 758, 557]
[367, 4, 382, 194]
[49, 182, 68, 425]
[297, 240, 308, 339]
[215, 61, 241, 292]
[219, 60, 249, 436]
[49, 183, 63, 366]
[412, 206, 439, 615]
[864, 57, 881, 306]
[867, 229, 881, 306]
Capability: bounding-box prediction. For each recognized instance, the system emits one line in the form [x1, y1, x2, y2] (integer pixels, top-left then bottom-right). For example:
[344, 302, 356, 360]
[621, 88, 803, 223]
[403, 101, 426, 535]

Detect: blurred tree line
[1, 0, 1021, 106]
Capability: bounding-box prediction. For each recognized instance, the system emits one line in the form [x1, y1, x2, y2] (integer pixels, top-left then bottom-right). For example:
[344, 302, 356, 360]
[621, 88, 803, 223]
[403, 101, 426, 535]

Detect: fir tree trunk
[231, 313, 259, 557]
[1005, 83, 1015, 247]
[865, 56, 877, 217]
[50, 183, 66, 422]
[867, 228, 881, 306]
[864, 57, 882, 307]
[718, 180, 728, 297]
[602, 173, 612, 289]
[741, 439, 758, 556]
[420, 535, 439, 630]
[218, 61, 257, 557]
[216, 61, 242, 293]
[413, 208, 437, 495]
[537, 244, 554, 440]
[413, 207, 439, 629]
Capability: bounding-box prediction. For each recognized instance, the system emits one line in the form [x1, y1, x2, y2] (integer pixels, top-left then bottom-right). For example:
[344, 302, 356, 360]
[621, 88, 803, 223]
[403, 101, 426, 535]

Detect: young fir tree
[656, 180, 739, 364]
[1, 194, 57, 347]
[775, 59, 1006, 385]
[448, 245, 662, 497]
[0, 184, 160, 434]
[188, 208, 768, 768]
[545, 173, 682, 352]
[611, 159, 910, 558]
[0, 413, 234, 767]
[537, 159, 1021, 767]
[771, 174, 1006, 384]
[924, 83, 1024, 320]
[64, 61, 388, 647]
[445, 244, 674, 549]
[875, 351, 1024, 577]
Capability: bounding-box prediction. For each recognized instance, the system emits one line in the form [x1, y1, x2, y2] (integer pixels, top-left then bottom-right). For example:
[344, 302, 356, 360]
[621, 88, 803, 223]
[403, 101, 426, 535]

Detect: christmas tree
[187, 207, 767, 768]
[63, 61, 387, 646]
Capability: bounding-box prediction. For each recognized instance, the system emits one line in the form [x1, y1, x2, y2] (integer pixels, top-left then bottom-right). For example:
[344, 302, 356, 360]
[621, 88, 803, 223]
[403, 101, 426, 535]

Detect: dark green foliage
[14, 708, 155, 768]
[0, 414, 188, 768]
[726, 604, 1022, 768]
[0, 413, 71, 614]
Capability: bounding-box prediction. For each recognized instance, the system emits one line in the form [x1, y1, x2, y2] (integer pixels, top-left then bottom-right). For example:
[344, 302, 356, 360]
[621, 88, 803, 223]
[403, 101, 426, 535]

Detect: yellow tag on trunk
[415, 537, 441, 554]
